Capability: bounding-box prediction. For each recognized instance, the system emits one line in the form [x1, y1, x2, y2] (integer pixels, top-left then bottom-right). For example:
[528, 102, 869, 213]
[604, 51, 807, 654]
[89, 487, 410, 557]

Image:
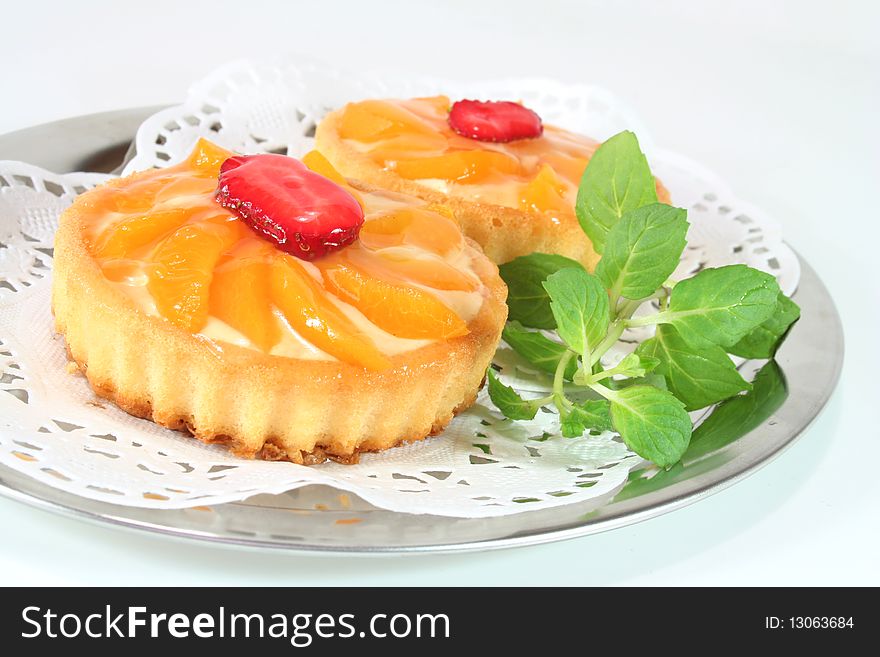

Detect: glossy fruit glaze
[338, 96, 669, 223]
[82, 139, 486, 370]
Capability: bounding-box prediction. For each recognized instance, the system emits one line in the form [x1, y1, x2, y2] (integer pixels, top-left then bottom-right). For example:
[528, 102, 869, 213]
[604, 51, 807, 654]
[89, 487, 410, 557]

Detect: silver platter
[0, 108, 844, 554]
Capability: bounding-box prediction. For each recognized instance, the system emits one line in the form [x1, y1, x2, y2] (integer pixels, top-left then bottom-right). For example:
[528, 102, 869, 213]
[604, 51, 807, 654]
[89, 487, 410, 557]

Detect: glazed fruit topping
[448, 99, 543, 142]
[216, 154, 364, 260]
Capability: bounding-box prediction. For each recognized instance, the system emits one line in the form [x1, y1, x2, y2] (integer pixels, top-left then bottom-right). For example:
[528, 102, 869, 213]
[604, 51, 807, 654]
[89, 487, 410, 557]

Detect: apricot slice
[540, 153, 590, 185]
[271, 256, 391, 370]
[94, 207, 191, 259]
[302, 150, 348, 184]
[318, 253, 469, 340]
[302, 149, 364, 208]
[146, 220, 240, 332]
[185, 138, 234, 177]
[95, 174, 176, 214]
[404, 95, 451, 118]
[338, 100, 439, 143]
[520, 164, 569, 215]
[153, 176, 218, 204]
[365, 133, 448, 162]
[100, 260, 145, 284]
[656, 178, 671, 204]
[348, 248, 478, 292]
[394, 150, 522, 183]
[209, 253, 281, 353]
[359, 208, 463, 255]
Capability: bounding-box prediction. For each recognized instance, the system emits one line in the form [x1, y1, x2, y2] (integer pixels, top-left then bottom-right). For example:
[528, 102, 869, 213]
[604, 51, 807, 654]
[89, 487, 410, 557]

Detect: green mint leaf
[560, 400, 613, 438]
[613, 352, 660, 378]
[662, 265, 779, 348]
[502, 321, 577, 380]
[575, 400, 614, 431]
[486, 369, 541, 420]
[637, 324, 751, 411]
[559, 415, 584, 438]
[595, 203, 689, 301]
[606, 371, 669, 391]
[498, 253, 585, 329]
[542, 268, 610, 356]
[575, 130, 658, 254]
[728, 292, 801, 359]
[597, 360, 667, 391]
[685, 360, 787, 461]
[609, 385, 692, 468]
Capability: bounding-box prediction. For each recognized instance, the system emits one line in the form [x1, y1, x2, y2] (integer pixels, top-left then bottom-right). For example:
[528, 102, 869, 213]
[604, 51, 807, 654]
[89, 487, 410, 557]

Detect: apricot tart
[52, 139, 507, 464]
[315, 96, 670, 269]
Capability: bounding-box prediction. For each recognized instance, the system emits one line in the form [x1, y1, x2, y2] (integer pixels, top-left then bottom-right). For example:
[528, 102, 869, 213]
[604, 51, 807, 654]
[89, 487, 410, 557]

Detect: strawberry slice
[448, 99, 543, 142]
[215, 154, 364, 260]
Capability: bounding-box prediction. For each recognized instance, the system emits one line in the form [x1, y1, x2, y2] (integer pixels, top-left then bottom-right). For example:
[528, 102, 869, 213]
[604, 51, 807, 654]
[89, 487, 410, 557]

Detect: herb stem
[618, 298, 642, 317]
[529, 393, 555, 409]
[550, 350, 577, 416]
[588, 369, 615, 383]
[588, 321, 624, 366]
[589, 297, 643, 367]
[553, 350, 576, 396]
[624, 312, 668, 328]
[588, 382, 619, 402]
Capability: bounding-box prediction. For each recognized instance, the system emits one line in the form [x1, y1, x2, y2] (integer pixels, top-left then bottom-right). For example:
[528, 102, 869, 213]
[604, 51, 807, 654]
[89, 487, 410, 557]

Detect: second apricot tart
[315, 96, 670, 269]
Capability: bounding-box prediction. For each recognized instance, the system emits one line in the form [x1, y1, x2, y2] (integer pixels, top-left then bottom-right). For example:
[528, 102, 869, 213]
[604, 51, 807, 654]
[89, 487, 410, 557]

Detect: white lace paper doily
[0, 60, 799, 516]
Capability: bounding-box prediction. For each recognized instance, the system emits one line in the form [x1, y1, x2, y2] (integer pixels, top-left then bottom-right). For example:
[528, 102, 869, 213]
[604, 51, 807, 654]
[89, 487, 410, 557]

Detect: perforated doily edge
[0, 432, 644, 516]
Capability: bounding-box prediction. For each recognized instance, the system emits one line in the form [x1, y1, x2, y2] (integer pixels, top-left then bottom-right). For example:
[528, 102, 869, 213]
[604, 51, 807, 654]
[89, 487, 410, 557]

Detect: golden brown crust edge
[315, 108, 603, 270]
[52, 173, 508, 465]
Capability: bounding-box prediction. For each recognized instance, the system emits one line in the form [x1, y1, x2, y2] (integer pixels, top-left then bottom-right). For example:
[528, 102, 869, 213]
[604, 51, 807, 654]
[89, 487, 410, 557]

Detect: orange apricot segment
[656, 178, 671, 204]
[349, 248, 478, 292]
[521, 164, 570, 215]
[365, 133, 448, 162]
[541, 152, 590, 185]
[404, 95, 451, 117]
[302, 149, 364, 209]
[92, 174, 175, 214]
[146, 221, 240, 332]
[317, 254, 469, 340]
[153, 175, 218, 204]
[359, 208, 463, 255]
[94, 208, 191, 259]
[209, 257, 281, 352]
[393, 150, 522, 184]
[271, 257, 391, 370]
[302, 150, 347, 184]
[339, 100, 439, 142]
[100, 260, 145, 284]
[185, 138, 234, 177]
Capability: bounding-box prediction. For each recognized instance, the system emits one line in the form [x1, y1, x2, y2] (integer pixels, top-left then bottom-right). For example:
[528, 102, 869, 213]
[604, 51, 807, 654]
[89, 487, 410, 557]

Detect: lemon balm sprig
[489, 131, 800, 468]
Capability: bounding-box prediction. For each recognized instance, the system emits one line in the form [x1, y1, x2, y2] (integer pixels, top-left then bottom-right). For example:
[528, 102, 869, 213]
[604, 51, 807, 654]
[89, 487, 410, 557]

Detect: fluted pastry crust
[52, 174, 507, 465]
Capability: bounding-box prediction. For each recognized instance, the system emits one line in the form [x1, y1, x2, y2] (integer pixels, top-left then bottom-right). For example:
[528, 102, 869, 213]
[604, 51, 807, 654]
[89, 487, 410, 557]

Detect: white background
[0, 0, 877, 585]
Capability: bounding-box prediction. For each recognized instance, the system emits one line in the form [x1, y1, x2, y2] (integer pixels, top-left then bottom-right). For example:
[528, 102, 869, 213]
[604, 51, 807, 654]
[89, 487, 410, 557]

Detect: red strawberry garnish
[215, 154, 364, 260]
[448, 99, 543, 142]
